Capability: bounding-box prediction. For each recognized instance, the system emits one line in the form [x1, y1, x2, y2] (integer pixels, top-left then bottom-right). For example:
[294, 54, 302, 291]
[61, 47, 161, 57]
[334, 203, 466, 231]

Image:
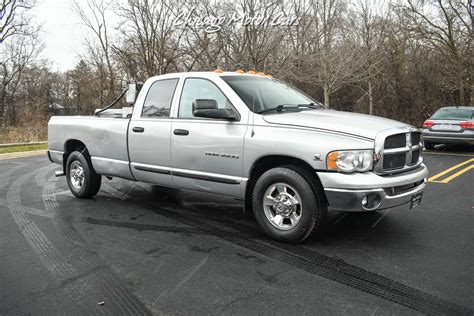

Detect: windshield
[221, 76, 323, 113]
[431, 108, 473, 120]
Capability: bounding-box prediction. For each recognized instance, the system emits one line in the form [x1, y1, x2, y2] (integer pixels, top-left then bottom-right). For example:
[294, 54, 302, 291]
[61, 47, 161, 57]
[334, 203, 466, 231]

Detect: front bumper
[317, 164, 428, 212]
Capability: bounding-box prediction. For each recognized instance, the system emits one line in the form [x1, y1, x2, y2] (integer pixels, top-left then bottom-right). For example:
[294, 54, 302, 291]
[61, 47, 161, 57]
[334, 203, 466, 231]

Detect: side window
[141, 79, 178, 118]
[178, 78, 233, 118]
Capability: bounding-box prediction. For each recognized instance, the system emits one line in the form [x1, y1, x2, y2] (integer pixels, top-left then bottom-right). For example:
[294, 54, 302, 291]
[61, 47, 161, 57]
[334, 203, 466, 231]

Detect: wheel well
[63, 139, 88, 170]
[245, 155, 326, 212]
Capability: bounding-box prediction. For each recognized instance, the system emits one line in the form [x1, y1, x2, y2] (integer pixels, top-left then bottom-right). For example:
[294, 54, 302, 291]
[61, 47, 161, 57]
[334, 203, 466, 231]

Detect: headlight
[327, 150, 373, 173]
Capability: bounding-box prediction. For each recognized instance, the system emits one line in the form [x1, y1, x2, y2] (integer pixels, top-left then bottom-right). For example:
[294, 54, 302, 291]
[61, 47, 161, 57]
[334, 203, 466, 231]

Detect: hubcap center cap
[275, 194, 294, 216]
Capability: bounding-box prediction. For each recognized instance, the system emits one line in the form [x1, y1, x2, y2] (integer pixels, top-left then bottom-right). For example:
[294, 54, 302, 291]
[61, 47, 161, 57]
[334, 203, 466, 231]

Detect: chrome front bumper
[317, 164, 428, 212]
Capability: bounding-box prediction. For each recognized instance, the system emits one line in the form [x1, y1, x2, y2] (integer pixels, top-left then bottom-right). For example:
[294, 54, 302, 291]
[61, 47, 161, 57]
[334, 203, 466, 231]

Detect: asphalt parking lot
[1, 145, 473, 315]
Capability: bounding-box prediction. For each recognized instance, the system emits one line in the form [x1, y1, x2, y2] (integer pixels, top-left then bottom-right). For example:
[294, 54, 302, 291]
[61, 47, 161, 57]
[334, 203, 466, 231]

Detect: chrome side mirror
[126, 80, 138, 104]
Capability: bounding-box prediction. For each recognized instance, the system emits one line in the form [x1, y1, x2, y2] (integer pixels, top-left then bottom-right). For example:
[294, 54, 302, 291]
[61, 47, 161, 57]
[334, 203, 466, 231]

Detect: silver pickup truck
[48, 71, 428, 242]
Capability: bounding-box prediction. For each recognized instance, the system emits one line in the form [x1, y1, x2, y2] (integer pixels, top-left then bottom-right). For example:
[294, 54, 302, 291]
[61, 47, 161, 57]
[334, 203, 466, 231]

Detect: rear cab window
[141, 79, 179, 118]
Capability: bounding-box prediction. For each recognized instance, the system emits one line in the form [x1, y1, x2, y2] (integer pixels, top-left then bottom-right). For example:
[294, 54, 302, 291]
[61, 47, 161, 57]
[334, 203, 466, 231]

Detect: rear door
[170, 77, 248, 197]
[129, 77, 179, 186]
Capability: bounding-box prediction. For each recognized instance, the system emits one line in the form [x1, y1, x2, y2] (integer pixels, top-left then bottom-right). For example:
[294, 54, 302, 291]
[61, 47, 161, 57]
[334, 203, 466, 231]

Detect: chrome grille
[374, 129, 423, 175]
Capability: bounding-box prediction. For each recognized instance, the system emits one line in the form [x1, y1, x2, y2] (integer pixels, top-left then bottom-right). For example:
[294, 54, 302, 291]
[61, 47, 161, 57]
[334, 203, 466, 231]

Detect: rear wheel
[66, 150, 101, 198]
[252, 166, 326, 243]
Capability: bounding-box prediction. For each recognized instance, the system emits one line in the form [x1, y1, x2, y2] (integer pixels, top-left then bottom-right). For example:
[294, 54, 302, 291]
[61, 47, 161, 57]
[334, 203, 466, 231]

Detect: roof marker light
[213, 68, 224, 73]
[247, 70, 256, 74]
[235, 69, 244, 74]
[256, 72, 265, 76]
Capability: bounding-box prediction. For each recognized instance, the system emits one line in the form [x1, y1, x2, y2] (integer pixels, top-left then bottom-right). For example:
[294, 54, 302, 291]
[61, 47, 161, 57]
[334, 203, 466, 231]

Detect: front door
[129, 78, 179, 186]
[171, 77, 247, 197]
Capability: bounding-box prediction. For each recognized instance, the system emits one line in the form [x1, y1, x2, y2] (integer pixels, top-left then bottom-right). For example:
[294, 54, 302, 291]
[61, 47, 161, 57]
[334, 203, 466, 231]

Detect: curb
[0, 150, 47, 161]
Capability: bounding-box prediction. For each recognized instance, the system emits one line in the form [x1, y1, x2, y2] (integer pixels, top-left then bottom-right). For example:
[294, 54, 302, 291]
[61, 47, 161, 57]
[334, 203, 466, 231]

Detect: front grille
[377, 131, 423, 174]
[411, 149, 420, 165]
[385, 134, 405, 149]
[411, 132, 421, 145]
[383, 153, 406, 170]
[384, 180, 424, 196]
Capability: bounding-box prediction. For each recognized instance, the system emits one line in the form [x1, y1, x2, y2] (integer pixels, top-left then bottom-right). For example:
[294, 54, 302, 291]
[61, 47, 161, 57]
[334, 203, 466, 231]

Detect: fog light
[362, 196, 368, 206]
[361, 193, 382, 210]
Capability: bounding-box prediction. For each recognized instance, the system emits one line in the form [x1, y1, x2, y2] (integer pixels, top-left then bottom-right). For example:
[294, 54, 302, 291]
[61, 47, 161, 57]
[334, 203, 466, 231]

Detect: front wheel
[252, 167, 326, 243]
[66, 150, 101, 198]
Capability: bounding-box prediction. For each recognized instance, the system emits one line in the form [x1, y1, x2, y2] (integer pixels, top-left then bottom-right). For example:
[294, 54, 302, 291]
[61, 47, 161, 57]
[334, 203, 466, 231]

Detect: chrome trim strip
[130, 162, 246, 185]
[131, 162, 171, 175]
[172, 167, 246, 185]
[92, 156, 129, 165]
[384, 147, 410, 154]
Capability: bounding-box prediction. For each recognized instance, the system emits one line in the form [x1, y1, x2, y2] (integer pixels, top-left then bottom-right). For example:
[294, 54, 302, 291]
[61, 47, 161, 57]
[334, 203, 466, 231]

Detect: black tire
[252, 166, 327, 243]
[66, 150, 101, 198]
[424, 141, 435, 150]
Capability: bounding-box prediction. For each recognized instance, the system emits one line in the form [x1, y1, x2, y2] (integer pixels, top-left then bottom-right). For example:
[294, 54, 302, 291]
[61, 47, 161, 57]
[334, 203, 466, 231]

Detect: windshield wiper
[257, 103, 321, 114]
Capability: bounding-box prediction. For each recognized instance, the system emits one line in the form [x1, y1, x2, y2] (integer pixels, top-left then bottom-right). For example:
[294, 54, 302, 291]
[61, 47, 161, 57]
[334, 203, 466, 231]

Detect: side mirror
[192, 99, 237, 121]
[126, 80, 138, 104]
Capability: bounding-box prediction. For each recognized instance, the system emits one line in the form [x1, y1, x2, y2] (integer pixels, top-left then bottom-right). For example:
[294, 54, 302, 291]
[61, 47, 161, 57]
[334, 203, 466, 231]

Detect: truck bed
[48, 116, 132, 178]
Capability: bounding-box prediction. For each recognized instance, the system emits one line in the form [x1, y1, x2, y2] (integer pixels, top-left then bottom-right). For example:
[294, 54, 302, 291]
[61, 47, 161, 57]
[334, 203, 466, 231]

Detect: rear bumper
[423, 135, 474, 145]
[423, 129, 474, 144]
[317, 164, 428, 212]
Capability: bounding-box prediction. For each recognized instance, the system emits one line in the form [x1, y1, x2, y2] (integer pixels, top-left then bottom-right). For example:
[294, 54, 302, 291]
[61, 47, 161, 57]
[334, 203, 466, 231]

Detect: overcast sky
[32, 0, 120, 72]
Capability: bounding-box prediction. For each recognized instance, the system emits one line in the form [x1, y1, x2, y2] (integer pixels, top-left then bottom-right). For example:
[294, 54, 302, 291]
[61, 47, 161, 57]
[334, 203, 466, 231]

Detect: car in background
[422, 106, 474, 149]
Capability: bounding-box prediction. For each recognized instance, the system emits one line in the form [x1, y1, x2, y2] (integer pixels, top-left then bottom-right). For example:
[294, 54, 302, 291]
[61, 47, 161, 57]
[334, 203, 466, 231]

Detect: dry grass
[0, 123, 47, 144]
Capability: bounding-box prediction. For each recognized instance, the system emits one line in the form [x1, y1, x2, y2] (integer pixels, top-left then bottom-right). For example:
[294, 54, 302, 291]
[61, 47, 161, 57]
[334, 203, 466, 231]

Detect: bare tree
[404, 0, 473, 105]
[73, 0, 116, 98]
[0, 30, 41, 126]
[115, 0, 184, 79]
[354, 0, 390, 114]
[305, 0, 371, 107]
[0, 0, 34, 44]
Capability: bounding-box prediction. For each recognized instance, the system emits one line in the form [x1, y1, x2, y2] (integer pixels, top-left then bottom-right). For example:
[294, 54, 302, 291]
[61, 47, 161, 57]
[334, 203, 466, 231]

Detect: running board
[55, 170, 65, 177]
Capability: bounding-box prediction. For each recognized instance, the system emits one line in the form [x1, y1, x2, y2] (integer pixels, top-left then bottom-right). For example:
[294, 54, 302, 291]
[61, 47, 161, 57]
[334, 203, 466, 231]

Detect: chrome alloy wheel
[263, 182, 302, 230]
[70, 160, 85, 190]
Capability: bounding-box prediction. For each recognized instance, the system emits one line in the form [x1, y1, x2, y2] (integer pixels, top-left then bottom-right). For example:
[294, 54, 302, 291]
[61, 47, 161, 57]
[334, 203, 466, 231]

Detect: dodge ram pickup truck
[48, 71, 428, 242]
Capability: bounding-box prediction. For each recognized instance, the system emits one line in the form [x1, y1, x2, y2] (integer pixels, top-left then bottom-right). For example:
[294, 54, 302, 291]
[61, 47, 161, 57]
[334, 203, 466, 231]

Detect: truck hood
[262, 109, 410, 139]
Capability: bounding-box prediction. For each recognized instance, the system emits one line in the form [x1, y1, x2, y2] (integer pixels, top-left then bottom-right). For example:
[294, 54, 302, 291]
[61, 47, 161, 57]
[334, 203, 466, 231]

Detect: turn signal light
[460, 121, 474, 129]
[327, 151, 339, 170]
[423, 120, 434, 128]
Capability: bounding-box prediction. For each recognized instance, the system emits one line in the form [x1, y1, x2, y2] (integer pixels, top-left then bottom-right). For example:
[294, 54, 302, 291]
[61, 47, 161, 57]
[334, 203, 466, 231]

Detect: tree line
[0, 0, 472, 142]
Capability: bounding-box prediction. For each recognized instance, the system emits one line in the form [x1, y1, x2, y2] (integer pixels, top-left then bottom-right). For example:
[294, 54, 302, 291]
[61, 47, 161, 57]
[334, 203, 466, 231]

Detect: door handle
[173, 129, 189, 136]
[132, 126, 145, 133]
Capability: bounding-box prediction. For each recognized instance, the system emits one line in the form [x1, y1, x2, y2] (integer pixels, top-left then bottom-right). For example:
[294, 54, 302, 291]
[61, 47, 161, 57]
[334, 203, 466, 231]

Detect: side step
[55, 170, 65, 177]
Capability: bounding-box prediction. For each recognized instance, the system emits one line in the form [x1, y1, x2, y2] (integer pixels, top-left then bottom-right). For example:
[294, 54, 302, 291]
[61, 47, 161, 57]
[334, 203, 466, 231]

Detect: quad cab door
[171, 77, 247, 197]
[128, 77, 179, 186]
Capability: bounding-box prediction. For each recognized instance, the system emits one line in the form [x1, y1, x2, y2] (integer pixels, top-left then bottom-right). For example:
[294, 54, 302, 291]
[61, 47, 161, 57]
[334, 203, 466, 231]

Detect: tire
[252, 166, 327, 243]
[424, 141, 435, 150]
[66, 150, 101, 198]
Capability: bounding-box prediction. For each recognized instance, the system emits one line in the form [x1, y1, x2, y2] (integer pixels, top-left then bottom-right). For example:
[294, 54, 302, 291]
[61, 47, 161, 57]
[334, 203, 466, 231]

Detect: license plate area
[410, 192, 423, 209]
